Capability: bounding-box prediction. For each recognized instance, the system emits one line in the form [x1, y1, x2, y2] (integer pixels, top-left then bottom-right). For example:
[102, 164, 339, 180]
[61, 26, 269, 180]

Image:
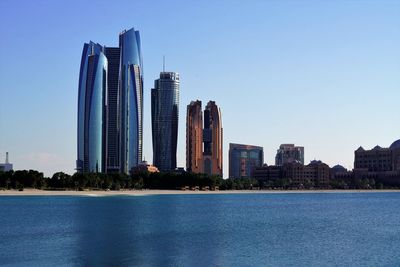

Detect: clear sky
[0, 0, 399, 177]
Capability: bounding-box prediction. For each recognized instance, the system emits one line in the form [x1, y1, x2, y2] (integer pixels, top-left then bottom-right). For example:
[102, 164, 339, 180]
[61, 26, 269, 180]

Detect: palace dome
[390, 139, 400, 150]
[332, 165, 347, 173]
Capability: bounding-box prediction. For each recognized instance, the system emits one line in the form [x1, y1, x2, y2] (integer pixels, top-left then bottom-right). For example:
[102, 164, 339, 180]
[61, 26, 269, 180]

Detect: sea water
[1, 192, 400, 266]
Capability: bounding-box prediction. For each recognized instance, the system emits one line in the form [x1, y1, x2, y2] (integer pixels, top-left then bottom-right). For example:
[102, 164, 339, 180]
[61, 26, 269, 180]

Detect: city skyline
[1, 0, 399, 177]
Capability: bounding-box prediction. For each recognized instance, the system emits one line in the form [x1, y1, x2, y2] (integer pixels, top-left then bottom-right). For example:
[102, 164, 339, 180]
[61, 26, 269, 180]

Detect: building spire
[163, 55, 165, 72]
[5, 152, 9, 164]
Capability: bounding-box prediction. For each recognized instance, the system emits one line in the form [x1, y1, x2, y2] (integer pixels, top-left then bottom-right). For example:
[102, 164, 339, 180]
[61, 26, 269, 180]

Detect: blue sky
[0, 0, 399, 177]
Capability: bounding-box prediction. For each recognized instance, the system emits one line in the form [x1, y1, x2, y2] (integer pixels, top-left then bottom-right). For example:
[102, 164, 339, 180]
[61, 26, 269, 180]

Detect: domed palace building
[354, 139, 400, 172]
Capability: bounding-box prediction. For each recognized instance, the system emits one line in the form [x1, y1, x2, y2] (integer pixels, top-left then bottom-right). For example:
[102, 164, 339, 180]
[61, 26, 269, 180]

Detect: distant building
[351, 139, 400, 187]
[254, 165, 283, 182]
[104, 46, 121, 173]
[203, 101, 223, 176]
[354, 140, 400, 172]
[186, 100, 203, 173]
[254, 160, 330, 188]
[76, 41, 108, 173]
[151, 72, 180, 171]
[186, 100, 223, 176]
[132, 161, 159, 174]
[229, 143, 263, 178]
[275, 144, 304, 165]
[77, 27, 143, 174]
[0, 152, 13, 172]
[282, 160, 330, 188]
[303, 160, 330, 188]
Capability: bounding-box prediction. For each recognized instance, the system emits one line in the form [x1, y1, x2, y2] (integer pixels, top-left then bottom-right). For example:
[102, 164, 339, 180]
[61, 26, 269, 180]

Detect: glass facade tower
[105, 47, 120, 173]
[77, 28, 143, 174]
[151, 72, 180, 171]
[77, 42, 108, 173]
[119, 28, 143, 174]
[229, 143, 264, 178]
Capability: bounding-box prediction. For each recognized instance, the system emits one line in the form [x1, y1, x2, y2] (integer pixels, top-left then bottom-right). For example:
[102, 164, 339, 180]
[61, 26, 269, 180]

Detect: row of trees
[0, 169, 398, 191]
[260, 177, 397, 190]
[0, 170, 260, 191]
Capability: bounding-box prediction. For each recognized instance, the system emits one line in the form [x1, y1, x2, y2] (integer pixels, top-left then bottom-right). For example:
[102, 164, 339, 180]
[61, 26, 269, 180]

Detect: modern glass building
[77, 42, 108, 173]
[119, 28, 143, 174]
[229, 143, 264, 178]
[105, 47, 120, 173]
[77, 28, 143, 174]
[151, 72, 180, 171]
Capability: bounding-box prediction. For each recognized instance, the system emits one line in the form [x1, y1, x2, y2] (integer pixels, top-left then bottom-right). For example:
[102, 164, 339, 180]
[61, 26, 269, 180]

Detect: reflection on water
[74, 195, 226, 266]
[1, 193, 400, 266]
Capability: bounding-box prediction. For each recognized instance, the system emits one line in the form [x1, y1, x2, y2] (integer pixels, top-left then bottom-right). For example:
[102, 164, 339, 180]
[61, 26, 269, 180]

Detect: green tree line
[1, 169, 398, 191]
[0, 170, 260, 191]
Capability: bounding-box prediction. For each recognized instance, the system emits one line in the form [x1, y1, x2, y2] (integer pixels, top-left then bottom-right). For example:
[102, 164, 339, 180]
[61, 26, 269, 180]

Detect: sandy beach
[0, 189, 399, 197]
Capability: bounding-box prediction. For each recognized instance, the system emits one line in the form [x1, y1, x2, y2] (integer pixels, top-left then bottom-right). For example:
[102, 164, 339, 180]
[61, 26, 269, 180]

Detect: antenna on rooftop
[163, 55, 165, 72]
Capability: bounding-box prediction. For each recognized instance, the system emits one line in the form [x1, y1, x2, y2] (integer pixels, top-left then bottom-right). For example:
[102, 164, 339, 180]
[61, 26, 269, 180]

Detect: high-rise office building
[275, 144, 304, 166]
[105, 47, 120, 173]
[77, 28, 143, 174]
[77, 42, 108, 173]
[186, 100, 203, 173]
[186, 100, 223, 176]
[203, 101, 223, 176]
[119, 28, 143, 174]
[151, 72, 180, 171]
[229, 143, 264, 178]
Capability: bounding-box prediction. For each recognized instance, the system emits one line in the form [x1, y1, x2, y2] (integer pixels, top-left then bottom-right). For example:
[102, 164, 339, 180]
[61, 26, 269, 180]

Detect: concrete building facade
[186, 100, 223, 176]
[275, 144, 304, 165]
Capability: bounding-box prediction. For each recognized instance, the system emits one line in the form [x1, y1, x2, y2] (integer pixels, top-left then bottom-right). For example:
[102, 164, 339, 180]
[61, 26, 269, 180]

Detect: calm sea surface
[1, 192, 400, 266]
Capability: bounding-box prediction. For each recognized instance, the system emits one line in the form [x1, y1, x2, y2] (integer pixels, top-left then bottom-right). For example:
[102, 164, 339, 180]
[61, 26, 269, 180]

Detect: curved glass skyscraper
[77, 28, 143, 174]
[119, 28, 143, 174]
[77, 42, 108, 173]
[151, 72, 180, 171]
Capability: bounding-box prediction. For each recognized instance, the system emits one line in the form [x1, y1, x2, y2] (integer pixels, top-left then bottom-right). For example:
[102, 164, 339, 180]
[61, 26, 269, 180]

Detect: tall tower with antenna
[151, 63, 180, 171]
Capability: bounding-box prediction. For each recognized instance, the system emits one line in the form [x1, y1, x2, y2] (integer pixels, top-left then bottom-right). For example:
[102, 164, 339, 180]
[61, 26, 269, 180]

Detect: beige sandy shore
[0, 189, 399, 196]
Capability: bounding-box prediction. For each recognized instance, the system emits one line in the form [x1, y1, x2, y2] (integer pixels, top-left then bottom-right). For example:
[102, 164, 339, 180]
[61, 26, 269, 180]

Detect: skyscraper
[186, 100, 203, 173]
[105, 47, 120, 173]
[186, 100, 223, 176]
[229, 143, 264, 178]
[275, 144, 304, 166]
[77, 28, 143, 174]
[77, 42, 108, 173]
[119, 28, 143, 174]
[151, 72, 180, 171]
[203, 101, 223, 176]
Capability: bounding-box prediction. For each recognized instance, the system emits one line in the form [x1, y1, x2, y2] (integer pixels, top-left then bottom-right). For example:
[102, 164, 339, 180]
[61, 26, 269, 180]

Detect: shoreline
[0, 189, 400, 197]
